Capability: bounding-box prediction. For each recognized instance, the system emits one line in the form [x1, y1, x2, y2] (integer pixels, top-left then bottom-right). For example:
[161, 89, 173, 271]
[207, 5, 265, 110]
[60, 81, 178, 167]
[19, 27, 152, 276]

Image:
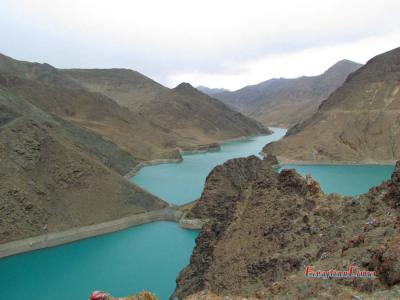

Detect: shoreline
[270, 155, 397, 166]
[180, 143, 221, 155]
[1, 131, 275, 259]
[0, 206, 183, 259]
[124, 130, 276, 178]
[123, 158, 183, 179]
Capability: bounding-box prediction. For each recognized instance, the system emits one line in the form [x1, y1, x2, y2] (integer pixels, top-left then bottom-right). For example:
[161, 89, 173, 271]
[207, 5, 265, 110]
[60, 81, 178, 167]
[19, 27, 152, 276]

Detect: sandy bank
[0, 206, 183, 259]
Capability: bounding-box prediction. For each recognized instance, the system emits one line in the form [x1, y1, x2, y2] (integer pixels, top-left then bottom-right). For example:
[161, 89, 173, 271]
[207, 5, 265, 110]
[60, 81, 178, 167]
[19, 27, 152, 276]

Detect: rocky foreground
[172, 156, 400, 299]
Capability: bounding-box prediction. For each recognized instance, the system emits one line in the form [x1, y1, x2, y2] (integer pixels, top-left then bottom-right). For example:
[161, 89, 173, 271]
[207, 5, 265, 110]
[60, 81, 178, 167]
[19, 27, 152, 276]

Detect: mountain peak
[324, 59, 362, 75]
[173, 82, 202, 95]
[175, 82, 194, 90]
[336, 58, 358, 65]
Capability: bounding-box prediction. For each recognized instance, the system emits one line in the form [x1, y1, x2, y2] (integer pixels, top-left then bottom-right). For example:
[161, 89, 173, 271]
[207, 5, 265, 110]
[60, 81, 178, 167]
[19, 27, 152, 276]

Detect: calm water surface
[283, 164, 394, 196]
[0, 222, 196, 300]
[0, 128, 286, 300]
[132, 128, 287, 204]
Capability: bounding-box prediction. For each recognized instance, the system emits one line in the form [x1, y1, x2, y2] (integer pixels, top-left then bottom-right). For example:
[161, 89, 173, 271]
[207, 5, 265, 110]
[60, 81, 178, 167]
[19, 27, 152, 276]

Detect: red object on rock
[89, 291, 109, 300]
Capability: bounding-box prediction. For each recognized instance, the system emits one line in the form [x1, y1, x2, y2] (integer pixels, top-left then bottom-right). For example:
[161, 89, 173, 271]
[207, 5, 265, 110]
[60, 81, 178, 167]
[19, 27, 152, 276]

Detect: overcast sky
[1, 0, 400, 90]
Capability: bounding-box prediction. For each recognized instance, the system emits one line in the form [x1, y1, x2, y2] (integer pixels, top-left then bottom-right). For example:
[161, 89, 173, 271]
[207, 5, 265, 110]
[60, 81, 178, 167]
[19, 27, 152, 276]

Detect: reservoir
[132, 128, 287, 204]
[0, 129, 286, 300]
[0, 127, 395, 300]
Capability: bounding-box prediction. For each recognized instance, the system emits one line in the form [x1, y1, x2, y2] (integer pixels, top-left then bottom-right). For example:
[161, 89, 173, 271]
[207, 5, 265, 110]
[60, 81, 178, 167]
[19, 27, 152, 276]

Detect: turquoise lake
[0, 222, 197, 300]
[132, 128, 287, 204]
[0, 128, 286, 300]
[0, 127, 395, 300]
[283, 164, 395, 196]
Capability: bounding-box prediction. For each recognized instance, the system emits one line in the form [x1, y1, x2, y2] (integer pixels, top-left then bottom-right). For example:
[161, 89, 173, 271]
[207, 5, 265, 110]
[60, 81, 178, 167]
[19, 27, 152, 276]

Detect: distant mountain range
[0, 53, 267, 243]
[200, 60, 362, 127]
[196, 86, 229, 95]
[263, 47, 400, 163]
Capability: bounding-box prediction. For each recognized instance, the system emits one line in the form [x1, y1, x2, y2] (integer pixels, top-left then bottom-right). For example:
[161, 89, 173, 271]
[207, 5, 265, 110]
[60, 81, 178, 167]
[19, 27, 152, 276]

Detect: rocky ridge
[173, 156, 400, 299]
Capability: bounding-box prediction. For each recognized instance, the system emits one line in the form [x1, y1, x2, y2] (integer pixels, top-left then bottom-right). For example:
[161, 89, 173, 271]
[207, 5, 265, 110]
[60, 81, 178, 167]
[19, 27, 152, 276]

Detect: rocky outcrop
[173, 156, 400, 299]
[384, 161, 400, 208]
[263, 47, 400, 163]
[183, 155, 277, 222]
[89, 291, 157, 300]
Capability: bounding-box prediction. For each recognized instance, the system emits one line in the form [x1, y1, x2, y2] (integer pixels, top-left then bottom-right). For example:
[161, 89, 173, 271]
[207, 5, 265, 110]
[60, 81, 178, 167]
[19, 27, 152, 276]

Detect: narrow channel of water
[132, 128, 287, 204]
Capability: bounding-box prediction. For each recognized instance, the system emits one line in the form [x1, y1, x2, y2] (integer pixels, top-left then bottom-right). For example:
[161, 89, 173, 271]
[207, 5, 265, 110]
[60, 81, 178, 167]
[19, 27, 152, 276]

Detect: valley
[0, 20, 400, 300]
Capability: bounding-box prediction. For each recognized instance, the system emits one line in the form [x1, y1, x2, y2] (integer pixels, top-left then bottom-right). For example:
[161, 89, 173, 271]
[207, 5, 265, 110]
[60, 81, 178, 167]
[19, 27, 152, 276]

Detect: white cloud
[1, 0, 400, 89]
[167, 33, 400, 90]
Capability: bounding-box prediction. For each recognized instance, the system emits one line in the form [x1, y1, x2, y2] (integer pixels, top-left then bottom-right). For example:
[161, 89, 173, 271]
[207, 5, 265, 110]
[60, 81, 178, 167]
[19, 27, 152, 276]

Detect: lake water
[283, 164, 394, 196]
[0, 128, 286, 300]
[0, 127, 395, 300]
[132, 128, 287, 204]
[0, 222, 197, 300]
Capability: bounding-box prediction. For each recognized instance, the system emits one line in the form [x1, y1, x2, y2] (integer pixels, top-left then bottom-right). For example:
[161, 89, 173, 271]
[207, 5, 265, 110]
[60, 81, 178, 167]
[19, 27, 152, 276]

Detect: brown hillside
[0, 80, 167, 243]
[263, 47, 400, 163]
[62, 69, 270, 147]
[212, 60, 361, 127]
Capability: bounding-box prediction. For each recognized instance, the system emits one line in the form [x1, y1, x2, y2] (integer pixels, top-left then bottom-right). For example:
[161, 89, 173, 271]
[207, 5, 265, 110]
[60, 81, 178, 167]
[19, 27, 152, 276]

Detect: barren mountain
[0, 72, 167, 243]
[263, 47, 400, 163]
[212, 60, 361, 127]
[0, 52, 269, 244]
[62, 69, 269, 147]
[173, 156, 400, 299]
[0, 54, 182, 162]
